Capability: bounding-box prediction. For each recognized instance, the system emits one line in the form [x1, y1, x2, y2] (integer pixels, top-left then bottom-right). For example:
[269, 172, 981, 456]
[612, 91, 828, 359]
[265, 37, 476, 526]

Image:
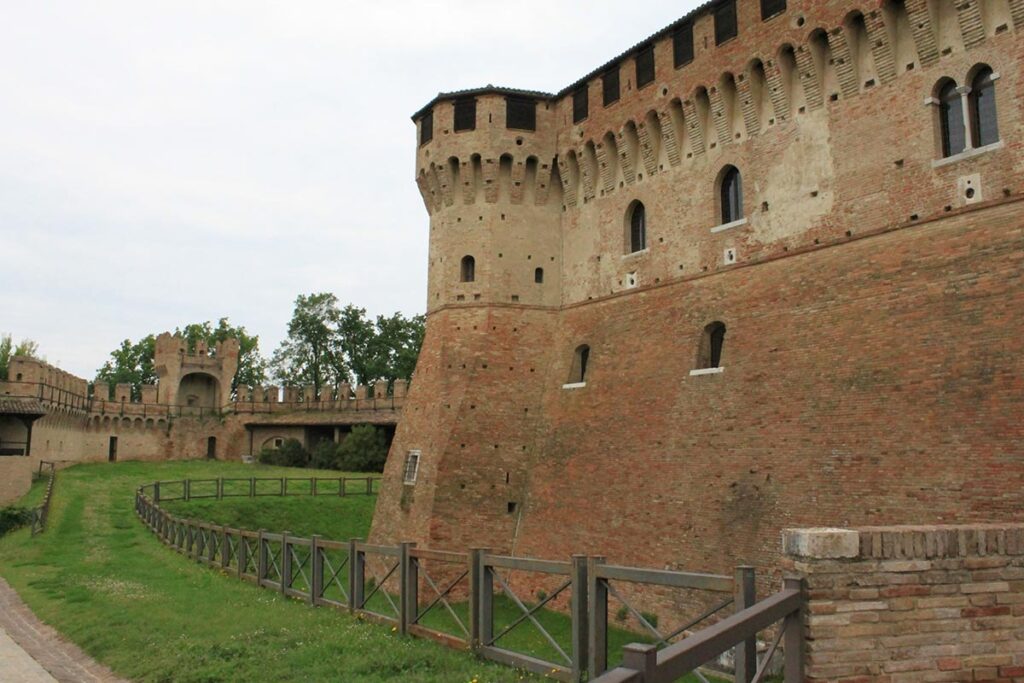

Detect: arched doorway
[176, 372, 220, 409]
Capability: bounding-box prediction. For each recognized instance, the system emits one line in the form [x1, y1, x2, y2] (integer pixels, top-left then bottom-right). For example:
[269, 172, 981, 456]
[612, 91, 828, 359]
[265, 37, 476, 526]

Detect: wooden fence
[30, 460, 57, 536]
[135, 478, 804, 682]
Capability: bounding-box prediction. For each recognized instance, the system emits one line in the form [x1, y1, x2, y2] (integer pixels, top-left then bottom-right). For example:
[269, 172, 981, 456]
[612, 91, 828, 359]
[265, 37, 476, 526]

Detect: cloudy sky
[1, 0, 699, 378]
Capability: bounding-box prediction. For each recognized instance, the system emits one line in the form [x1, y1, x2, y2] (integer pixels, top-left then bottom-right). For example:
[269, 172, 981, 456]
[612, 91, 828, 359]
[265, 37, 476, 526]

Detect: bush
[336, 425, 389, 472]
[310, 440, 340, 470]
[258, 438, 309, 468]
[0, 506, 33, 536]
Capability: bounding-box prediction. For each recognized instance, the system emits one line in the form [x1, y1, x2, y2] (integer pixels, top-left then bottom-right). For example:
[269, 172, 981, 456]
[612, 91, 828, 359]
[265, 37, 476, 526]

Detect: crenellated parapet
[228, 379, 409, 414]
[154, 332, 239, 409]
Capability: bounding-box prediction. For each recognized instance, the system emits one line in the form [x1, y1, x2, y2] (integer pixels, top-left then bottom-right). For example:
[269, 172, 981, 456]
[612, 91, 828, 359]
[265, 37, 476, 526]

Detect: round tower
[413, 89, 563, 311]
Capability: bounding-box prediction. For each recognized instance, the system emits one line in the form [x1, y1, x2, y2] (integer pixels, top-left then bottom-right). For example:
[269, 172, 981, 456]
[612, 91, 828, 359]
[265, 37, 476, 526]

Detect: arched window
[720, 166, 743, 224]
[627, 201, 646, 253]
[938, 80, 966, 157]
[534, 267, 544, 284]
[969, 67, 998, 148]
[460, 255, 475, 283]
[569, 344, 590, 384]
[698, 322, 726, 369]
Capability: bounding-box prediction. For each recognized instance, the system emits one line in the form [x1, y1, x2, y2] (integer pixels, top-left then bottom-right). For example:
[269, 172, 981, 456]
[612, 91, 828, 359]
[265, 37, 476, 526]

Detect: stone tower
[154, 332, 240, 408]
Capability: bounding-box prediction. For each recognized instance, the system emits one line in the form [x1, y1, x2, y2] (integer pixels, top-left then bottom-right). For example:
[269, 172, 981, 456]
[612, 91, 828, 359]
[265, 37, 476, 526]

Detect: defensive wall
[0, 335, 407, 504]
[371, 0, 1024, 605]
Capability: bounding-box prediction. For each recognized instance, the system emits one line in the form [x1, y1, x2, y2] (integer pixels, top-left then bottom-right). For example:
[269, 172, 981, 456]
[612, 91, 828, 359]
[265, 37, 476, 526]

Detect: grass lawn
[0, 460, 533, 682]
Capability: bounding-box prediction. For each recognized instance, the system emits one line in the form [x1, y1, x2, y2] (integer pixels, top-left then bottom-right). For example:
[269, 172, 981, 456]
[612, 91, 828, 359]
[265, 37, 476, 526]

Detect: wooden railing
[30, 461, 57, 536]
[134, 478, 804, 682]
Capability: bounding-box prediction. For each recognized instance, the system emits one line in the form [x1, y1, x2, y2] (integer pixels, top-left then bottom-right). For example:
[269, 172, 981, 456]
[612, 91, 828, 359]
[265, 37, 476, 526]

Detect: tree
[0, 334, 41, 380]
[271, 293, 352, 394]
[95, 319, 266, 399]
[364, 312, 425, 385]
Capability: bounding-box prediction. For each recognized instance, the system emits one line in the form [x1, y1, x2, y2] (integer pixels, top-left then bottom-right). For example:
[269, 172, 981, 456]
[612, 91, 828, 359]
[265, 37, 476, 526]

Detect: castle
[0, 332, 407, 503]
[369, 0, 1024, 582]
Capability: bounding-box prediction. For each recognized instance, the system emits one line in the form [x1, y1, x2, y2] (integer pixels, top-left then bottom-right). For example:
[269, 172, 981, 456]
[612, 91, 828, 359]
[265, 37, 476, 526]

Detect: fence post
[279, 477, 285, 496]
[365, 477, 372, 495]
[184, 479, 191, 502]
[783, 576, 805, 683]
[340, 477, 347, 497]
[250, 477, 255, 497]
[479, 551, 494, 651]
[400, 542, 417, 635]
[350, 540, 364, 613]
[622, 643, 657, 681]
[258, 530, 268, 584]
[468, 548, 486, 652]
[281, 532, 292, 593]
[588, 556, 607, 678]
[221, 525, 230, 569]
[208, 525, 218, 564]
[310, 535, 322, 605]
[571, 554, 589, 682]
[312, 478, 318, 496]
[237, 533, 247, 579]
[154, 481, 161, 504]
[217, 478, 223, 500]
[734, 566, 757, 683]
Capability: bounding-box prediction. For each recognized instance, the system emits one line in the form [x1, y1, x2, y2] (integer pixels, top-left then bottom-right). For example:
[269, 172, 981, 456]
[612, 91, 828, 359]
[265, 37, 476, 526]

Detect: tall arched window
[938, 80, 966, 158]
[569, 344, 591, 384]
[969, 67, 998, 148]
[720, 166, 743, 224]
[627, 201, 646, 253]
[698, 322, 726, 369]
[460, 255, 475, 283]
[534, 267, 544, 284]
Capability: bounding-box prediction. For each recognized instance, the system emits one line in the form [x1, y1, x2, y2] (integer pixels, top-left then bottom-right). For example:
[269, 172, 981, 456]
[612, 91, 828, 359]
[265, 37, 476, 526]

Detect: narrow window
[715, 0, 738, 45]
[627, 201, 646, 253]
[570, 345, 590, 384]
[534, 267, 544, 284]
[673, 23, 694, 68]
[419, 110, 433, 146]
[761, 0, 786, 20]
[460, 255, 475, 283]
[603, 66, 620, 106]
[403, 450, 421, 484]
[969, 67, 998, 148]
[506, 96, 537, 131]
[698, 322, 727, 369]
[636, 45, 655, 88]
[720, 166, 743, 224]
[938, 80, 966, 157]
[572, 86, 589, 123]
[454, 98, 476, 132]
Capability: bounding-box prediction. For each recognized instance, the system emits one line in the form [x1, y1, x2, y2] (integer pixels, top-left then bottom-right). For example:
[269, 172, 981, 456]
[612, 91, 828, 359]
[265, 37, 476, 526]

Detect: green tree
[365, 312, 425, 385]
[335, 425, 390, 472]
[271, 293, 352, 394]
[95, 319, 266, 399]
[0, 334, 41, 380]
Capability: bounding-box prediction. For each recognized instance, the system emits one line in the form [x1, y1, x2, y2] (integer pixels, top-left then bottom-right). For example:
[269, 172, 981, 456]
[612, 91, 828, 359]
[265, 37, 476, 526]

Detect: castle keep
[370, 0, 1024, 582]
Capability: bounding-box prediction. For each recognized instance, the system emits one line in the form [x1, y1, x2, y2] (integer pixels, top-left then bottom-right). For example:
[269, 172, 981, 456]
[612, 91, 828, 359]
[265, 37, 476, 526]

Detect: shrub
[258, 438, 309, 468]
[0, 506, 33, 536]
[640, 611, 659, 629]
[335, 425, 389, 472]
[615, 605, 629, 622]
[310, 440, 340, 470]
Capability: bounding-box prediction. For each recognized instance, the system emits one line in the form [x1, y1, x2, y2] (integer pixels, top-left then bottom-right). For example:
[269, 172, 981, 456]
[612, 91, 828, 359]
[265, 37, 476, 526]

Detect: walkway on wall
[0, 578, 127, 683]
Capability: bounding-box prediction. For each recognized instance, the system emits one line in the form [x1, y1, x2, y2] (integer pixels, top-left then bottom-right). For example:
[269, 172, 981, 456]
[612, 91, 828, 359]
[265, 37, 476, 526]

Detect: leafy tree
[0, 334, 41, 380]
[365, 312, 425, 385]
[96, 318, 266, 399]
[335, 425, 389, 472]
[271, 293, 352, 395]
[258, 438, 308, 468]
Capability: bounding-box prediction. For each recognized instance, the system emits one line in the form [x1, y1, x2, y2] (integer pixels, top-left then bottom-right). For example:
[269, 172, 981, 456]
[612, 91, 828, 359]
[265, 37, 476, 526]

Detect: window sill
[710, 217, 748, 234]
[689, 367, 724, 376]
[932, 140, 1003, 168]
[622, 248, 650, 259]
[562, 382, 587, 390]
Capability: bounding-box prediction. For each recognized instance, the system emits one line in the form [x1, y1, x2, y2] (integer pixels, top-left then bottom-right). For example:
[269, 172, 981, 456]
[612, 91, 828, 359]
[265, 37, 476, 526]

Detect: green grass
[0, 460, 534, 682]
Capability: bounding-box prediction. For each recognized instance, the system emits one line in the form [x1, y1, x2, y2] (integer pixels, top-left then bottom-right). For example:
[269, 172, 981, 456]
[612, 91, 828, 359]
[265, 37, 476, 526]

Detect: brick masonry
[783, 524, 1024, 682]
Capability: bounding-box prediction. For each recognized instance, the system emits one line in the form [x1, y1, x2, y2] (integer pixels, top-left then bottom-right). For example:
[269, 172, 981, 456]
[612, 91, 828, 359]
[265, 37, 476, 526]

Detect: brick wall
[784, 525, 1024, 682]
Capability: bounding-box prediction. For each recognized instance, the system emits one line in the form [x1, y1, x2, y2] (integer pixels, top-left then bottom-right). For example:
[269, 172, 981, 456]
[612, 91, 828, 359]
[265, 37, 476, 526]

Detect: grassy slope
[0, 461, 529, 682]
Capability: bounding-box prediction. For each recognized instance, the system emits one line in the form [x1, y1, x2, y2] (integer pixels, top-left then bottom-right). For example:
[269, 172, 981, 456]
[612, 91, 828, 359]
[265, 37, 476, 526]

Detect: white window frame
[403, 450, 421, 484]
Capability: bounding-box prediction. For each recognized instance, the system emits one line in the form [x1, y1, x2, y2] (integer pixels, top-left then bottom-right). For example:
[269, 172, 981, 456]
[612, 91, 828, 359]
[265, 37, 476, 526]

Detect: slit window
[460, 255, 475, 283]
[673, 23, 694, 68]
[603, 67, 620, 106]
[714, 0, 738, 45]
[938, 80, 966, 157]
[419, 110, 433, 146]
[569, 344, 590, 384]
[720, 166, 743, 224]
[403, 450, 421, 484]
[698, 322, 727, 369]
[761, 0, 786, 20]
[573, 86, 589, 123]
[969, 68, 998, 148]
[506, 96, 537, 131]
[534, 267, 544, 284]
[454, 98, 477, 132]
[628, 201, 646, 253]
[636, 45, 655, 88]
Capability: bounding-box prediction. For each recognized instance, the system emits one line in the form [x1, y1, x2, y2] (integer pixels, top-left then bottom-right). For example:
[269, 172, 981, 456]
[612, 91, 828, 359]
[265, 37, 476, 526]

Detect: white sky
[1, 0, 700, 378]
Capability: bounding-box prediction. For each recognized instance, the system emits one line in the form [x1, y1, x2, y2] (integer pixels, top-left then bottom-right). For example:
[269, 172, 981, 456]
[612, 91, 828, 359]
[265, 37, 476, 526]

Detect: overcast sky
[1, 0, 699, 378]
